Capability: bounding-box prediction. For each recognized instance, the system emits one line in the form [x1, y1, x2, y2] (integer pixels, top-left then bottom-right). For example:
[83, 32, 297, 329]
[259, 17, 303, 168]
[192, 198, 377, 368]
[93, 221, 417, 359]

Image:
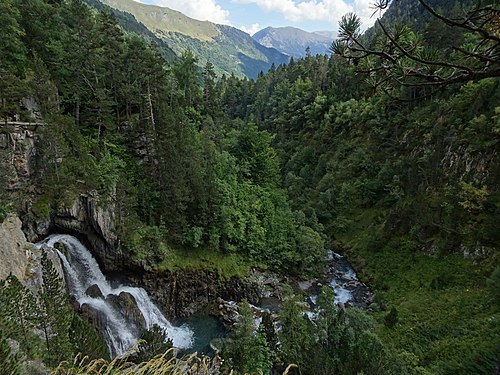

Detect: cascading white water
[329, 281, 353, 304]
[37, 234, 193, 357]
[326, 250, 355, 304]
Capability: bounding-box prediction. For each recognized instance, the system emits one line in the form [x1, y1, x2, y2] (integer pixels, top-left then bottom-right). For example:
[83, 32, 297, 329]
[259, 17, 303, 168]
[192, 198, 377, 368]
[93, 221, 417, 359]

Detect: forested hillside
[0, 0, 499, 374]
[1, 0, 324, 272]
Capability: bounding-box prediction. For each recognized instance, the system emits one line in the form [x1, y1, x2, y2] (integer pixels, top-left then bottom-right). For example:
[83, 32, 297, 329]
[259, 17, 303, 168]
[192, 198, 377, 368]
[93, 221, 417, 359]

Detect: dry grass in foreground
[52, 349, 219, 375]
[52, 348, 298, 375]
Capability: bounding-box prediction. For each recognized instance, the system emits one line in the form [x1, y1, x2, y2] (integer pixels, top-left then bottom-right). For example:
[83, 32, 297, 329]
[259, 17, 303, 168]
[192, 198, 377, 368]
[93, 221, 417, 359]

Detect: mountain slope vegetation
[84, 0, 178, 62]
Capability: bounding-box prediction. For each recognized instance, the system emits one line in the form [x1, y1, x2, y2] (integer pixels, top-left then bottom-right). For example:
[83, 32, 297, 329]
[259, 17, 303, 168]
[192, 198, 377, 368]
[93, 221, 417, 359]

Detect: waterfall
[325, 250, 354, 304]
[37, 234, 193, 357]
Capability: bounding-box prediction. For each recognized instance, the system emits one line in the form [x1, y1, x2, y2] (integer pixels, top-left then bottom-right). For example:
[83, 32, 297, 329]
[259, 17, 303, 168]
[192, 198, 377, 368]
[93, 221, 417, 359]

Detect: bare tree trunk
[75, 96, 80, 127]
[146, 81, 156, 135]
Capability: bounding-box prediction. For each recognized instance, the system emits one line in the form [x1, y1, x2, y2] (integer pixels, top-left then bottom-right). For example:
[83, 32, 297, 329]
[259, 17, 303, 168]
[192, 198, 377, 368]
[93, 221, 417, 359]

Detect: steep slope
[85, 0, 178, 61]
[100, 0, 289, 78]
[253, 26, 333, 58]
[101, 0, 219, 41]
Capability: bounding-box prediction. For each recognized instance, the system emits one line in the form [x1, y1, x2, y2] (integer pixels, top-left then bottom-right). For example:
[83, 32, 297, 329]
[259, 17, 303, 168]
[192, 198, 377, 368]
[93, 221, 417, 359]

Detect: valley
[0, 0, 498, 374]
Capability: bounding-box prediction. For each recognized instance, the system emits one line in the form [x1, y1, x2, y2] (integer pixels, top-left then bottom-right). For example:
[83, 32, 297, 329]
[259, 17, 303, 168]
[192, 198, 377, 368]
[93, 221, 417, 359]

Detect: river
[38, 234, 370, 358]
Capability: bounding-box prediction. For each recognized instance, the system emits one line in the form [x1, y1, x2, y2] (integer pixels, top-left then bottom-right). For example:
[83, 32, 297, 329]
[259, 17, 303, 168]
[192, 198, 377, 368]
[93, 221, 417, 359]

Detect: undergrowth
[53, 349, 218, 374]
[123, 225, 253, 279]
[157, 244, 254, 280]
[339, 211, 500, 375]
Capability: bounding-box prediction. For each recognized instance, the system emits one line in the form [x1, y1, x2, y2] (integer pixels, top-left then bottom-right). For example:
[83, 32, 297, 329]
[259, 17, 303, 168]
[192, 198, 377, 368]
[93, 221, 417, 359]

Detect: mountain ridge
[253, 26, 333, 58]
[99, 0, 289, 78]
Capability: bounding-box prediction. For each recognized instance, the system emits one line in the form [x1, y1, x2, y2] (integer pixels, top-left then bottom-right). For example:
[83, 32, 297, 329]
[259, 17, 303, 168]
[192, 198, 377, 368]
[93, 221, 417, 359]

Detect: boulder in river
[81, 302, 108, 334]
[86, 284, 104, 299]
[106, 292, 147, 332]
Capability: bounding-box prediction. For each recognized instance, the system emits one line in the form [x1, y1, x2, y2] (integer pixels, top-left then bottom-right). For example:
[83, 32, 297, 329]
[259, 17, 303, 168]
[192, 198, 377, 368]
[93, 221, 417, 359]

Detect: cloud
[353, 0, 382, 28]
[239, 23, 262, 35]
[137, 0, 231, 25]
[232, 0, 383, 30]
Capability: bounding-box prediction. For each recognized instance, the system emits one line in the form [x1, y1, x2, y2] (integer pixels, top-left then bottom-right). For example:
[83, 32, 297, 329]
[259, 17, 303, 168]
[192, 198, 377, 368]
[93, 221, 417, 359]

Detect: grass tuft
[53, 348, 221, 374]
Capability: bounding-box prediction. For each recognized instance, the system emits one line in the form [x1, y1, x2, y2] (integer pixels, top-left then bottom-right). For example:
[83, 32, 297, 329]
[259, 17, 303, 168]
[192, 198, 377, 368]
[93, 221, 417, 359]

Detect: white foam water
[38, 234, 193, 356]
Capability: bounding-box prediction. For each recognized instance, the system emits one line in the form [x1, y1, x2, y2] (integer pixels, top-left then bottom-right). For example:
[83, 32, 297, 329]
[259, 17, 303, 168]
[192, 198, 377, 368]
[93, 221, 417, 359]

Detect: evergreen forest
[0, 0, 499, 374]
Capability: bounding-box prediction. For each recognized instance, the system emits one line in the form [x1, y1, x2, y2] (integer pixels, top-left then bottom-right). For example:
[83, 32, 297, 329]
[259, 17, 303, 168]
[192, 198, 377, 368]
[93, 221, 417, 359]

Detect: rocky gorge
[1, 201, 374, 360]
[1, 122, 374, 360]
[0, 121, 263, 321]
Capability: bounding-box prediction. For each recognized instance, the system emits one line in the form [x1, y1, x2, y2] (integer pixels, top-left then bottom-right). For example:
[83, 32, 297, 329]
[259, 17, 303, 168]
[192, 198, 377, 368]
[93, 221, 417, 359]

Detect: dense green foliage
[222, 300, 272, 374]
[0, 333, 21, 375]
[221, 290, 412, 375]
[212, 1, 499, 372]
[135, 325, 173, 363]
[0, 0, 498, 373]
[0, 0, 324, 274]
[39, 252, 74, 364]
[89, 0, 289, 79]
[84, 0, 178, 62]
[279, 288, 411, 375]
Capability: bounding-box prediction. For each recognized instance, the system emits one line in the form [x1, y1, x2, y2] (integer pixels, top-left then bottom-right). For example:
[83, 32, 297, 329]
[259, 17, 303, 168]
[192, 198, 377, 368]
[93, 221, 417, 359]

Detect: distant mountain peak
[313, 30, 336, 39]
[253, 26, 333, 58]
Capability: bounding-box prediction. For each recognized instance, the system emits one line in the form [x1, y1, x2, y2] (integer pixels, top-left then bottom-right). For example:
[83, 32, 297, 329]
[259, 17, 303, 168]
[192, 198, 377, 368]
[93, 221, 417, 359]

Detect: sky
[137, 0, 384, 36]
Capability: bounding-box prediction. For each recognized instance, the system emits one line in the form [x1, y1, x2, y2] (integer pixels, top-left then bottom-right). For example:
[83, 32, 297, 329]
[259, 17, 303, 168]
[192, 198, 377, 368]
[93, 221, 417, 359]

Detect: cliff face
[51, 194, 122, 272]
[0, 215, 32, 282]
[0, 126, 37, 207]
[0, 127, 46, 287]
[137, 270, 260, 319]
[0, 124, 123, 273]
[0, 215, 64, 292]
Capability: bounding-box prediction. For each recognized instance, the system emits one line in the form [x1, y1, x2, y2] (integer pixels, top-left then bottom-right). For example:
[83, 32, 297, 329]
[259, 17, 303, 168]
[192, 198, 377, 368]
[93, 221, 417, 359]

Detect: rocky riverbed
[214, 249, 374, 334]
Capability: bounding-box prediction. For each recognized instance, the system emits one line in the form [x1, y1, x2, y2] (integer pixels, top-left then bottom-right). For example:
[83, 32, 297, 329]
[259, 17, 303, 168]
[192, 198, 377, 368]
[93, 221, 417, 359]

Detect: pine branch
[336, 1, 500, 92]
[377, 20, 473, 74]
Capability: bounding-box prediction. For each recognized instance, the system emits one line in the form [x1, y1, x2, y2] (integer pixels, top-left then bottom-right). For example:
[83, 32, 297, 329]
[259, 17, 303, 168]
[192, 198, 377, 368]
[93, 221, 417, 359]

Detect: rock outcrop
[106, 292, 147, 334]
[80, 303, 109, 339]
[0, 127, 37, 199]
[0, 215, 32, 282]
[0, 214, 65, 292]
[52, 194, 121, 272]
[86, 284, 104, 299]
[138, 270, 260, 320]
[20, 191, 123, 273]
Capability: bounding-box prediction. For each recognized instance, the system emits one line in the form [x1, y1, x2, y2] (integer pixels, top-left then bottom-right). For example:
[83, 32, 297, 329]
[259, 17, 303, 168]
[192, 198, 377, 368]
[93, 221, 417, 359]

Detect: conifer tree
[202, 61, 218, 118]
[261, 312, 278, 358]
[135, 324, 173, 363]
[173, 50, 201, 108]
[38, 250, 73, 365]
[0, 334, 20, 375]
[278, 295, 313, 371]
[224, 300, 272, 374]
[0, 0, 27, 75]
[69, 314, 109, 361]
[0, 275, 38, 353]
[246, 324, 272, 374]
[0, 67, 26, 125]
[313, 286, 341, 374]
